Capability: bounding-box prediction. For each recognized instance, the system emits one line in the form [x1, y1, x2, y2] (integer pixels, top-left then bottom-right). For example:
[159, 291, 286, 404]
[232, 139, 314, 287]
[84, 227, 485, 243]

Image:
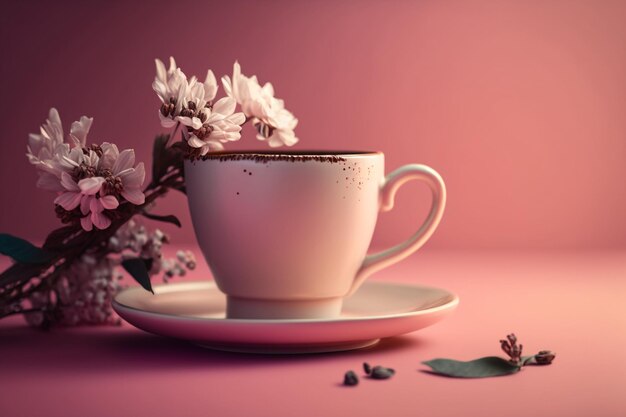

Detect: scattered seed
[363, 362, 372, 375]
[343, 370, 359, 386]
[370, 366, 395, 380]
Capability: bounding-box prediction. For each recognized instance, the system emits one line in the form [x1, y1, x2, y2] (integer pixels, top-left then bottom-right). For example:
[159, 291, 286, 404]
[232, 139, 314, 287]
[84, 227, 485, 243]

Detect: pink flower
[27, 108, 147, 232]
[54, 174, 119, 231]
[80, 194, 119, 231]
[54, 174, 103, 212]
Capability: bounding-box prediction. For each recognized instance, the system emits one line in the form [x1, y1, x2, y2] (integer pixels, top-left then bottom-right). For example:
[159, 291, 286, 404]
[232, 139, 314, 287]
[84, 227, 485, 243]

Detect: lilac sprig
[21, 219, 195, 328]
[422, 333, 556, 378]
[500, 333, 523, 365]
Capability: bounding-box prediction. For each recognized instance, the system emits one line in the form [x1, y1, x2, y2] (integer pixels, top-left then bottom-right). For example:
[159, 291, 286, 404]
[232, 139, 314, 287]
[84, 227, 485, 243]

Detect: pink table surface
[1, 249, 625, 417]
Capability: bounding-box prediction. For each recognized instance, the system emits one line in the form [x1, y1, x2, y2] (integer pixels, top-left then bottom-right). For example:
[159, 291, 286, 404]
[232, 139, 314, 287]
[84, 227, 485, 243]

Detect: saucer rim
[112, 280, 460, 324]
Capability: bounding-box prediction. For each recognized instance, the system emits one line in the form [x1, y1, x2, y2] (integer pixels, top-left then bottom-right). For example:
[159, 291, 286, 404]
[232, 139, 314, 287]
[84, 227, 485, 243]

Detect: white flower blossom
[222, 61, 299, 147]
[70, 115, 93, 147]
[27, 108, 64, 165]
[153, 57, 245, 155]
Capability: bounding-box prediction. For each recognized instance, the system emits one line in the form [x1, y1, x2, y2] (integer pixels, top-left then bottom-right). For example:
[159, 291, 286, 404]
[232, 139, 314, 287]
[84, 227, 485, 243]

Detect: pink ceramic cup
[185, 151, 446, 319]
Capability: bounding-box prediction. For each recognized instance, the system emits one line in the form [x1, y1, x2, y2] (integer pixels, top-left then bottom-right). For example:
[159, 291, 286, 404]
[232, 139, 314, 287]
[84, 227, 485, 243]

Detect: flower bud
[534, 350, 556, 365]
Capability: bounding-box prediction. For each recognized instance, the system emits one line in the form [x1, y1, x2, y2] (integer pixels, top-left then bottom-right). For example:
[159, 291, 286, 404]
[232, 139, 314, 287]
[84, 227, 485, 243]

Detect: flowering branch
[154, 58, 299, 158]
[0, 124, 191, 326]
[0, 56, 299, 328]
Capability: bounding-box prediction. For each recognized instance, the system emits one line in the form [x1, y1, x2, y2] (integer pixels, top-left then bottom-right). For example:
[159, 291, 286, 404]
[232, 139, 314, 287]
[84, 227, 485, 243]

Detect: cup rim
[187, 150, 383, 162]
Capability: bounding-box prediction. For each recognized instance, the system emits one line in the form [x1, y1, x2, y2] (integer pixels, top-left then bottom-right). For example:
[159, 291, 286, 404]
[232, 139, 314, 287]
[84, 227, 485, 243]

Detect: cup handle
[348, 164, 447, 296]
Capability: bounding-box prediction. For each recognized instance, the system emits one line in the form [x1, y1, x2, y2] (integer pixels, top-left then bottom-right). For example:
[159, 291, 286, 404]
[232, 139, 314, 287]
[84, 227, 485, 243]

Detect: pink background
[1, 0, 625, 250]
[2, 3, 626, 417]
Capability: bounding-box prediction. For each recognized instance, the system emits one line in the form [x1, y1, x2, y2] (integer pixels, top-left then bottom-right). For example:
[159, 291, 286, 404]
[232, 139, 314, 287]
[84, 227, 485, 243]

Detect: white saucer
[113, 281, 459, 354]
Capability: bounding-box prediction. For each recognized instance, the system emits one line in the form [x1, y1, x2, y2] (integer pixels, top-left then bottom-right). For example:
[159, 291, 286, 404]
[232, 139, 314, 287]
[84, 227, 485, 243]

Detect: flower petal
[209, 130, 241, 142]
[175, 116, 203, 130]
[41, 108, 64, 144]
[226, 112, 246, 125]
[187, 136, 206, 148]
[119, 163, 145, 189]
[54, 192, 82, 211]
[99, 142, 119, 170]
[221, 75, 233, 97]
[91, 211, 111, 230]
[204, 69, 218, 101]
[60, 172, 79, 191]
[159, 111, 177, 128]
[122, 188, 145, 205]
[232, 61, 241, 98]
[206, 111, 225, 124]
[207, 140, 224, 151]
[191, 117, 203, 129]
[80, 216, 93, 232]
[212, 97, 236, 116]
[80, 195, 92, 215]
[262, 82, 274, 97]
[99, 195, 119, 210]
[112, 149, 135, 174]
[168, 56, 177, 74]
[155, 58, 167, 82]
[78, 177, 105, 195]
[36, 172, 65, 192]
[69, 116, 93, 147]
[90, 197, 104, 214]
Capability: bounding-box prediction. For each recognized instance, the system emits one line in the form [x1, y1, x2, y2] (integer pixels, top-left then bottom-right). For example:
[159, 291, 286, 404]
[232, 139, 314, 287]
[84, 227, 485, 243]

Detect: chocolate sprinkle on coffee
[196, 151, 348, 164]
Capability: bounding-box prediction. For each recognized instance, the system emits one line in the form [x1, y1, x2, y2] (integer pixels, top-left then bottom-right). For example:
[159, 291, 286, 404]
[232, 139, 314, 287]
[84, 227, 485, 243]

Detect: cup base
[226, 296, 343, 320]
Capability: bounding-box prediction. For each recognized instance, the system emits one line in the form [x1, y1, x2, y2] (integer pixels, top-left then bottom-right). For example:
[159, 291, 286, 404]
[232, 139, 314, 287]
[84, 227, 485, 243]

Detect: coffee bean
[343, 370, 359, 386]
[363, 362, 372, 375]
[370, 366, 395, 380]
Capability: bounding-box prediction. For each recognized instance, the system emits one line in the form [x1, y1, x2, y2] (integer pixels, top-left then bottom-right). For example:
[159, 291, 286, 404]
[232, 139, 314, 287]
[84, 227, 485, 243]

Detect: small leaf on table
[121, 258, 154, 294]
[140, 212, 182, 228]
[422, 357, 521, 378]
[0, 233, 53, 264]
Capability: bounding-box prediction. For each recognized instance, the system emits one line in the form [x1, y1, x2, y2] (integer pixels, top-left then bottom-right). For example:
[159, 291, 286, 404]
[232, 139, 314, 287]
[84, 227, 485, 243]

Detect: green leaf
[422, 357, 521, 378]
[121, 258, 154, 294]
[140, 212, 182, 228]
[0, 234, 53, 264]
